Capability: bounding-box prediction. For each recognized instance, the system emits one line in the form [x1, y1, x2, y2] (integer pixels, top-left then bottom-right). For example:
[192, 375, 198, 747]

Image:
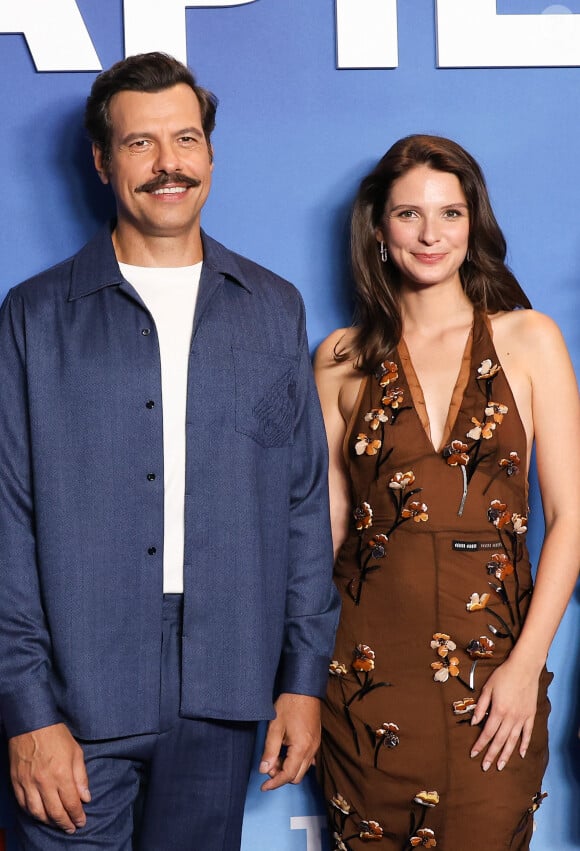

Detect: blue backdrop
[0, 2, 579, 849]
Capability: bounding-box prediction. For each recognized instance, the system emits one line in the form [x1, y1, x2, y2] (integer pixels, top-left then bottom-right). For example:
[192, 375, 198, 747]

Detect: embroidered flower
[333, 833, 348, 851]
[389, 470, 416, 490]
[499, 452, 521, 477]
[466, 416, 496, 441]
[443, 439, 469, 466]
[486, 553, 514, 581]
[354, 502, 373, 531]
[375, 722, 400, 747]
[431, 657, 460, 682]
[466, 592, 490, 612]
[364, 408, 389, 430]
[359, 820, 383, 841]
[430, 633, 457, 657]
[377, 360, 398, 387]
[485, 401, 508, 423]
[368, 534, 388, 558]
[511, 513, 528, 534]
[487, 499, 511, 529]
[414, 791, 440, 808]
[410, 827, 437, 847]
[477, 359, 501, 379]
[382, 387, 404, 408]
[528, 791, 548, 813]
[329, 660, 348, 677]
[452, 697, 477, 715]
[401, 500, 429, 522]
[355, 433, 382, 456]
[331, 793, 352, 815]
[353, 644, 375, 672]
[466, 636, 495, 658]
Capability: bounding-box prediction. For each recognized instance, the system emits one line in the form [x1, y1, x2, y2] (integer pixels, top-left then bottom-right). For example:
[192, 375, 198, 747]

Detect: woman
[315, 135, 580, 849]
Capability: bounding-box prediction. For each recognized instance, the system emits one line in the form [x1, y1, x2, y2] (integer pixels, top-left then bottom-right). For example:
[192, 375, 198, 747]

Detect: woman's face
[376, 165, 470, 291]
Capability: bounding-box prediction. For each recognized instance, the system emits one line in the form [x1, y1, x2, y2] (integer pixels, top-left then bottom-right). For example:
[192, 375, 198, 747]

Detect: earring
[466, 249, 472, 263]
[380, 241, 388, 263]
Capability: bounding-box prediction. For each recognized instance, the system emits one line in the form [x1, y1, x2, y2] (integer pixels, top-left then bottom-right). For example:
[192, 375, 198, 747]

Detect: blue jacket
[0, 224, 339, 740]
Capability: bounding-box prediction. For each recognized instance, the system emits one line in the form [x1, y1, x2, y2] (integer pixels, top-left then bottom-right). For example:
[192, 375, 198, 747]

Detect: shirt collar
[68, 222, 253, 301]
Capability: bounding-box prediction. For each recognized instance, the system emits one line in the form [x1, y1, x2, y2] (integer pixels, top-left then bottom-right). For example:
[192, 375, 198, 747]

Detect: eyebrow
[388, 202, 469, 212]
[120, 126, 204, 145]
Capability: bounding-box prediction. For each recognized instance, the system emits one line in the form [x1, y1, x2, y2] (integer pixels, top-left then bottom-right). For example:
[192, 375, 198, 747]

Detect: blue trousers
[14, 596, 258, 851]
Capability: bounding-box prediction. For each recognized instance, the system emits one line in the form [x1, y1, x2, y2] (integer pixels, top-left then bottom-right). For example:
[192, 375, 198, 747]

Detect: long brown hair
[339, 134, 531, 372]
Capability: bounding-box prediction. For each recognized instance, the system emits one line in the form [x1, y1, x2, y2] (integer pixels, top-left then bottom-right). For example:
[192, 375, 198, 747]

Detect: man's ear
[92, 144, 110, 185]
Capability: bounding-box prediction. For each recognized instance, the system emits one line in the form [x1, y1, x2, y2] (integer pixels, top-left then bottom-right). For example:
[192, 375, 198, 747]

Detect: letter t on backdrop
[335, 0, 398, 68]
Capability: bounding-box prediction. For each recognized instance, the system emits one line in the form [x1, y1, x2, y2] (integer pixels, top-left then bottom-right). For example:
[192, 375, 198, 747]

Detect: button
[141, 328, 151, 336]
[148, 546, 157, 556]
[147, 473, 156, 481]
[146, 400, 155, 409]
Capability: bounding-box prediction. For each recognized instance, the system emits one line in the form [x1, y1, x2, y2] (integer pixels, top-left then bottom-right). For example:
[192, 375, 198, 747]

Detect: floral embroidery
[377, 360, 398, 387]
[389, 470, 416, 489]
[349, 472, 428, 604]
[487, 499, 511, 529]
[331, 794, 352, 815]
[401, 500, 429, 522]
[414, 791, 439, 807]
[355, 434, 382, 456]
[466, 636, 495, 658]
[333, 834, 349, 851]
[410, 828, 437, 847]
[466, 592, 490, 611]
[382, 387, 405, 408]
[370, 721, 400, 767]
[368, 534, 389, 558]
[353, 644, 375, 672]
[329, 646, 392, 755]
[486, 553, 514, 581]
[499, 451, 521, 477]
[430, 633, 472, 689]
[485, 401, 508, 423]
[354, 502, 373, 531]
[360, 820, 384, 841]
[477, 359, 501, 379]
[364, 408, 389, 430]
[486, 499, 531, 630]
[444, 357, 508, 516]
[452, 697, 476, 715]
[443, 439, 469, 466]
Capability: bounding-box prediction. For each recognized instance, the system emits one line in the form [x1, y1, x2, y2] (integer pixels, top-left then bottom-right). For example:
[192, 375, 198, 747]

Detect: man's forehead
[108, 84, 203, 134]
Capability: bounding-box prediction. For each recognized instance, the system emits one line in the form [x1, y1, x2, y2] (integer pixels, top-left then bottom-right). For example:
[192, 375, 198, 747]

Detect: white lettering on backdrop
[1, 1, 580, 73]
[290, 815, 326, 851]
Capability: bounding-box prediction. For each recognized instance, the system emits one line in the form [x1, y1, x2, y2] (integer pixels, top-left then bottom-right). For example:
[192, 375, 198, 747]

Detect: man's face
[93, 83, 213, 245]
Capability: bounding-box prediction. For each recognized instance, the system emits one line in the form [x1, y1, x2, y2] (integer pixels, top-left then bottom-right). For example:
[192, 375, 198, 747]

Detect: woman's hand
[469, 657, 540, 772]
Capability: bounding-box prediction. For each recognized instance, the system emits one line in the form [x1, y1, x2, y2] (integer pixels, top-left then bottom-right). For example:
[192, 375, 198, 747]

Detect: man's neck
[112, 224, 204, 268]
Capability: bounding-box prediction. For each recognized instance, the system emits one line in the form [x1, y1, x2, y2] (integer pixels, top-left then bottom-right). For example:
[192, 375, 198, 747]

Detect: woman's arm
[471, 310, 580, 770]
[313, 330, 361, 558]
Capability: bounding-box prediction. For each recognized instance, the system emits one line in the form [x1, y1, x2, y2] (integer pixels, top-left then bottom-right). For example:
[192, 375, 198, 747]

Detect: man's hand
[9, 722, 91, 833]
[259, 693, 321, 791]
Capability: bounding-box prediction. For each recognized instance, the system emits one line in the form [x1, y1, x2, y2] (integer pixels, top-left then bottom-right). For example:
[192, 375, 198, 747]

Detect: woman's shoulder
[489, 308, 564, 356]
[314, 327, 358, 373]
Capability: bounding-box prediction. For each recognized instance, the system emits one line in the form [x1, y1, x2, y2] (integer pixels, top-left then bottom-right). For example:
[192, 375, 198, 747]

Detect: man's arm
[0, 290, 90, 831]
[259, 296, 340, 789]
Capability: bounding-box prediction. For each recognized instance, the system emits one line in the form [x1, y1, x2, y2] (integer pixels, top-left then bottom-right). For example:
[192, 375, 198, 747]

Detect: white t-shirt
[120, 262, 202, 593]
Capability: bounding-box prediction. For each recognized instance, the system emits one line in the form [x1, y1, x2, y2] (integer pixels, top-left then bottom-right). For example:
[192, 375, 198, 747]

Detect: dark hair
[84, 52, 218, 164]
[340, 134, 532, 372]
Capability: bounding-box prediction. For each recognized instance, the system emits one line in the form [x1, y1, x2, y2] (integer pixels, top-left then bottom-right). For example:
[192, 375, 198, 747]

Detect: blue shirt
[0, 224, 339, 740]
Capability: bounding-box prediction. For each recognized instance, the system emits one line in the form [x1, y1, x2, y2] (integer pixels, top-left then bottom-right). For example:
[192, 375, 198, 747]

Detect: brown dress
[318, 312, 551, 850]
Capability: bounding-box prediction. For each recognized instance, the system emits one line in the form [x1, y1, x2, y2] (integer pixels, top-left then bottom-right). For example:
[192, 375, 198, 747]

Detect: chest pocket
[233, 347, 297, 447]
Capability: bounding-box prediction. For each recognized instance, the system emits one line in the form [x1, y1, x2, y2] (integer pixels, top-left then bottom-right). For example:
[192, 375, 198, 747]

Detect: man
[0, 52, 339, 850]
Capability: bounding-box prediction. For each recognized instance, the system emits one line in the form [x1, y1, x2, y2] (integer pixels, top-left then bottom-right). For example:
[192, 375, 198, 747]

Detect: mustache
[135, 173, 202, 193]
